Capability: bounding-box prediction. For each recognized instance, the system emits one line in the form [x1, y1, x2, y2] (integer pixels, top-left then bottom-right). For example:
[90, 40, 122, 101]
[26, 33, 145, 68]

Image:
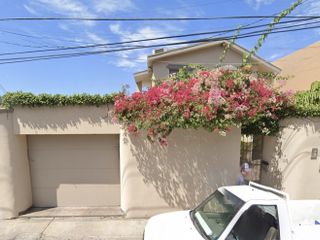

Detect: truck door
[225, 205, 280, 240]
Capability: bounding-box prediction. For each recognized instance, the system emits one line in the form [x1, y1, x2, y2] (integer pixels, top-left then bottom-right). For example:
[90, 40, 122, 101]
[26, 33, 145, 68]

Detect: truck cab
[144, 182, 320, 240]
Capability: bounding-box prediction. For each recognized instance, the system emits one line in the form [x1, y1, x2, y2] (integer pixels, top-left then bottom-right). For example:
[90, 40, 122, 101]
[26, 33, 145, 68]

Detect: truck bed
[292, 225, 320, 240]
[289, 200, 320, 226]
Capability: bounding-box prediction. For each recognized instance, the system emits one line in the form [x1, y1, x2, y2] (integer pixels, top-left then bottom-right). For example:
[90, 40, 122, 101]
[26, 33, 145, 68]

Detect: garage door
[28, 135, 120, 207]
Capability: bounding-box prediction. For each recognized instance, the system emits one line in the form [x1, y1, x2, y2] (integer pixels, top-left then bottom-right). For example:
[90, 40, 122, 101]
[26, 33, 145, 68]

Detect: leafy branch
[243, 0, 303, 65]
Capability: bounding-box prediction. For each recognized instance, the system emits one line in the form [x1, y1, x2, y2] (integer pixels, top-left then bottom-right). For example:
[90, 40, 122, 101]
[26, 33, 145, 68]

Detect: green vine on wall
[1, 92, 116, 109]
[290, 81, 320, 117]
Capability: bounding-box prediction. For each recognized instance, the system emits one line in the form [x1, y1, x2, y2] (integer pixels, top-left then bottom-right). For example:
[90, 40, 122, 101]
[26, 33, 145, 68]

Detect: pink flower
[128, 123, 137, 133]
[286, 89, 295, 97]
[202, 106, 210, 115]
[208, 88, 225, 106]
[198, 71, 210, 78]
[114, 99, 127, 113]
[226, 79, 235, 88]
[111, 116, 119, 124]
[248, 109, 257, 117]
[192, 81, 202, 94]
[113, 67, 292, 145]
[188, 78, 198, 87]
[183, 109, 191, 119]
[132, 92, 143, 101]
[159, 138, 168, 147]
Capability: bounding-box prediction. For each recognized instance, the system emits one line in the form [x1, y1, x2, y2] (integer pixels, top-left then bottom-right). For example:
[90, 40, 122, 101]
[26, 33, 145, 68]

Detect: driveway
[0, 217, 147, 240]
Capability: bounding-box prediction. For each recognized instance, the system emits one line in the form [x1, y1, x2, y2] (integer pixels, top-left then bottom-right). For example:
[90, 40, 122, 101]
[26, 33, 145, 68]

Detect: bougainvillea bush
[114, 66, 293, 145]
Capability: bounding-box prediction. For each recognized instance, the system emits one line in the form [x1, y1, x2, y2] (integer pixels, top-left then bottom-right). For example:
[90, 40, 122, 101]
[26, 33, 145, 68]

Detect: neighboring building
[273, 41, 320, 91]
[0, 41, 279, 220]
[134, 41, 280, 91]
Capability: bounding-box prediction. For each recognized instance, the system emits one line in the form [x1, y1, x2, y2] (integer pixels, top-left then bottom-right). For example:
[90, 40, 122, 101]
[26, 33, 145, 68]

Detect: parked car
[143, 182, 320, 240]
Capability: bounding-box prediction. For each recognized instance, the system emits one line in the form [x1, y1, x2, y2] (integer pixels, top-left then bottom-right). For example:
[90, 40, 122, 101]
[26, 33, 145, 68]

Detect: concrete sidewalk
[0, 217, 147, 240]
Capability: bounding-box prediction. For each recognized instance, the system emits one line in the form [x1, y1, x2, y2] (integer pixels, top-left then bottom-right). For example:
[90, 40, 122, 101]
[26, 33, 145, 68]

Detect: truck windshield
[191, 189, 244, 240]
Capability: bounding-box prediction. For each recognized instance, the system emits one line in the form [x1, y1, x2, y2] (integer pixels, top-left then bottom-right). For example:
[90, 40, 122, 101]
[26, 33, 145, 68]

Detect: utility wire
[0, 0, 309, 52]
[0, 25, 319, 63]
[0, 17, 316, 57]
[0, 39, 52, 49]
[0, 23, 319, 65]
[0, 28, 91, 46]
[0, 16, 320, 22]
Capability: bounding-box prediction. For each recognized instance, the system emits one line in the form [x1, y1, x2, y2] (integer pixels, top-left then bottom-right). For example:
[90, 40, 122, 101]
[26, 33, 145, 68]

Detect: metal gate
[240, 134, 263, 182]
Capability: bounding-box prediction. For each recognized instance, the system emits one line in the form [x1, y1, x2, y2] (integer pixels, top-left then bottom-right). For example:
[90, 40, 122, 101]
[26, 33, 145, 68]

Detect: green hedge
[1, 92, 116, 109]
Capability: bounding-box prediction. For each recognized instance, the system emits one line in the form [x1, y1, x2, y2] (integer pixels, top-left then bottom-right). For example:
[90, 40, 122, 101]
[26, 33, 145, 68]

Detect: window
[226, 205, 280, 240]
[167, 64, 195, 75]
[191, 190, 244, 240]
[167, 64, 185, 75]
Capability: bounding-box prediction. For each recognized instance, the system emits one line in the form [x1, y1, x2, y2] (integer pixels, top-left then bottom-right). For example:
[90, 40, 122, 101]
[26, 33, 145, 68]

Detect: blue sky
[0, 0, 319, 94]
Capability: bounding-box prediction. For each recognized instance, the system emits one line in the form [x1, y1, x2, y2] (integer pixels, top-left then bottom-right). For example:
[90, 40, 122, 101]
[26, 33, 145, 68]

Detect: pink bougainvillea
[114, 67, 293, 145]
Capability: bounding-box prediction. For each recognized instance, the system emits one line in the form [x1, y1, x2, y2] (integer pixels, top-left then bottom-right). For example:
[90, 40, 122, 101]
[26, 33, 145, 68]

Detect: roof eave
[147, 41, 224, 66]
[146, 41, 281, 73]
[134, 70, 152, 83]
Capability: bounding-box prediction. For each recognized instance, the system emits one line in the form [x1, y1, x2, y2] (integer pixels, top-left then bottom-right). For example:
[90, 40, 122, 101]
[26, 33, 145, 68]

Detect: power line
[0, 1, 308, 52]
[0, 16, 320, 22]
[0, 27, 92, 46]
[0, 39, 52, 49]
[0, 23, 319, 65]
[0, 25, 319, 64]
[0, 17, 316, 57]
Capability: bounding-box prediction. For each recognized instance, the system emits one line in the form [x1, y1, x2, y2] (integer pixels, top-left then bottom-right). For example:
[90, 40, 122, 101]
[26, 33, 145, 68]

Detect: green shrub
[1, 92, 116, 109]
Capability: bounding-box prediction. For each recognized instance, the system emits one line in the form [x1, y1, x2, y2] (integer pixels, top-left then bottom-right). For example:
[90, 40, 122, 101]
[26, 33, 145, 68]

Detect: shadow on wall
[262, 118, 320, 191]
[126, 129, 239, 209]
[261, 135, 283, 190]
[14, 105, 115, 132]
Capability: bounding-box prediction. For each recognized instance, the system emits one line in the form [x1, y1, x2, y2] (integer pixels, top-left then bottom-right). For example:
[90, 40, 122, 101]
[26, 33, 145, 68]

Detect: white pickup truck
[144, 182, 320, 240]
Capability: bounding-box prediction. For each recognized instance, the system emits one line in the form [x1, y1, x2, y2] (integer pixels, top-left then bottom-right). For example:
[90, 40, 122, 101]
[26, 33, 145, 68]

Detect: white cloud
[297, 0, 320, 35]
[116, 58, 137, 68]
[26, 0, 96, 26]
[300, 0, 320, 15]
[109, 24, 182, 69]
[93, 0, 135, 13]
[245, 0, 275, 10]
[23, 0, 185, 70]
[26, 0, 137, 27]
[109, 24, 178, 45]
[156, 0, 204, 18]
[24, 4, 38, 15]
[86, 32, 107, 44]
[31, 0, 95, 17]
[267, 53, 281, 61]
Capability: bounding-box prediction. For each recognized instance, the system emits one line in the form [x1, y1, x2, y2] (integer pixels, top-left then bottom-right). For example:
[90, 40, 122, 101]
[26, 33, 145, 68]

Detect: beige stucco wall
[151, 45, 264, 81]
[0, 104, 242, 219]
[120, 127, 241, 218]
[261, 118, 320, 199]
[0, 110, 32, 219]
[13, 105, 119, 135]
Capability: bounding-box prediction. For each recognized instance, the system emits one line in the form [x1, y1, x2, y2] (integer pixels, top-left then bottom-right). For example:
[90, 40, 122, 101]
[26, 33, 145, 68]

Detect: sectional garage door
[28, 135, 120, 207]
